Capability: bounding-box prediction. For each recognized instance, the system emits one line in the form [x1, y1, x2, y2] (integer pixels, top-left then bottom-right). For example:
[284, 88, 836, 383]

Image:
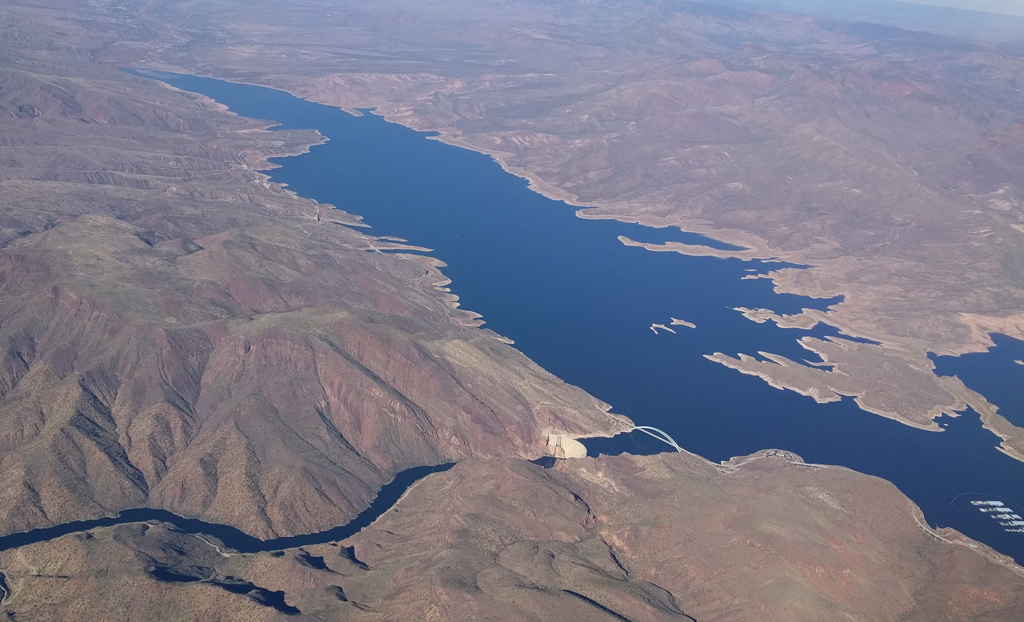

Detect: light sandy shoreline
[438, 124, 1024, 365]
[141, 64, 1024, 461]
[145, 63, 641, 446]
[146, 62, 1022, 356]
[706, 340, 1024, 463]
[617, 236, 777, 261]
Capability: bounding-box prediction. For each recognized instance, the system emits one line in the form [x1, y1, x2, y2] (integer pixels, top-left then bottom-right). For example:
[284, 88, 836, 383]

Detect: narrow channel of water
[0, 464, 454, 553]
[118, 70, 1024, 563]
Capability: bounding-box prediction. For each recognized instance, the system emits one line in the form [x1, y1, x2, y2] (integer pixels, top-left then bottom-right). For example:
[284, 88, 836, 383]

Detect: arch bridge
[632, 426, 683, 453]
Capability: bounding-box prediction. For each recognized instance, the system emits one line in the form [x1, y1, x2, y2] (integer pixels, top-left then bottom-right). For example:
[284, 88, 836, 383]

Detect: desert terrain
[114, 0, 1024, 452]
[0, 1, 631, 539]
[2, 0, 1024, 620]
[3, 452, 1024, 621]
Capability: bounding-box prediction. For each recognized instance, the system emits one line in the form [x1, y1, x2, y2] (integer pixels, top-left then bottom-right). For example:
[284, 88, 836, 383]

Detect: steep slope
[114, 0, 1024, 447]
[0, 65, 625, 538]
[2, 453, 1021, 621]
[0, 5, 1023, 622]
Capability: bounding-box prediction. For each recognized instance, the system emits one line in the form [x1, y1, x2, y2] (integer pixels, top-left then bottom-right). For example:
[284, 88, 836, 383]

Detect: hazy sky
[899, 0, 1024, 16]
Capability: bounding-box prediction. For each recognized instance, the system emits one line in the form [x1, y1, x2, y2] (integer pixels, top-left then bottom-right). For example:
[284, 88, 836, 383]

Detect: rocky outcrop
[0, 65, 623, 539]
[2, 453, 1021, 621]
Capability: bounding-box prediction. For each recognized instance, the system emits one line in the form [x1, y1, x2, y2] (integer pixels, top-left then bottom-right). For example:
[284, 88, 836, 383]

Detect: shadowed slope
[1, 454, 1021, 621]
[0, 62, 625, 538]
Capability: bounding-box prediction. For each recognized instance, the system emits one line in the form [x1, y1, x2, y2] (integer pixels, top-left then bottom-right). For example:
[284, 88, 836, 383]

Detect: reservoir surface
[139, 71, 1024, 563]
[933, 334, 1024, 429]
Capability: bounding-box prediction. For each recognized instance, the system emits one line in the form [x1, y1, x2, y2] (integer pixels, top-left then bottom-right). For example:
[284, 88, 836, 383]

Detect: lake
[136, 70, 1024, 563]
[933, 334, 1024, 429]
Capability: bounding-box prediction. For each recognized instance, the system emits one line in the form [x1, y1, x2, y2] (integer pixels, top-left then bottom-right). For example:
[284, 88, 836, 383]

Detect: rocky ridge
[0, 44, 624, 538]
[2, 452, 1022, 621]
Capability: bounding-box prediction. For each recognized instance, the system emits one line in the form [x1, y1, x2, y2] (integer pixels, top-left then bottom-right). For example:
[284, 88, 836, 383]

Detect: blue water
[0, 464, 454, 553]
[933, 333, 1024, 428]
[137, 70, 1024, 564]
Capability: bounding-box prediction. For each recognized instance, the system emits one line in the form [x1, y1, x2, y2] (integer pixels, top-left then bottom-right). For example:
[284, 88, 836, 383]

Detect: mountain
[0, 60, 622, 538]
[3, 452, 1022, 621]
[1, 1, 1023, 620]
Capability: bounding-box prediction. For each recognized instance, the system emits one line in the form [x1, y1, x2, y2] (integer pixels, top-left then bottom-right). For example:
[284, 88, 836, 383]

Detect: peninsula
[1, 0, 1023, 620]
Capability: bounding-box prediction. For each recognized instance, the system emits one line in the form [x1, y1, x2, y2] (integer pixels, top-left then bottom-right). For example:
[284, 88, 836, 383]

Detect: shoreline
[140, 65, 631, 450]
[403, 110, 1024, 362]
[140, 62, 1022, 356]
[136, 63, 1024, 460]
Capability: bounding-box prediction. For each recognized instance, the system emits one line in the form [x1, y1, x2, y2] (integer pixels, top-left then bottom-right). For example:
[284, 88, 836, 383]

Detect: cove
[0, 464, 454, 554]
[932, 333, 1024, 428]
[136, 71, 1024, 564]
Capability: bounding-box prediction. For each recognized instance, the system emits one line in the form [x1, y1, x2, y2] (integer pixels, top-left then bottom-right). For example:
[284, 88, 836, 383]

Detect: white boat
[999, 521, 1024, 526]
[971, 500, 1005, 506]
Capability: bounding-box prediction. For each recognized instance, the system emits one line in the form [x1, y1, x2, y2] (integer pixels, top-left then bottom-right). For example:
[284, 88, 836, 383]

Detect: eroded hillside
[0, 27, 625, 537]
[1, 2, 1024, 620]
[101, 0, 1024, 451]
[3, 453, 1022, 621]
